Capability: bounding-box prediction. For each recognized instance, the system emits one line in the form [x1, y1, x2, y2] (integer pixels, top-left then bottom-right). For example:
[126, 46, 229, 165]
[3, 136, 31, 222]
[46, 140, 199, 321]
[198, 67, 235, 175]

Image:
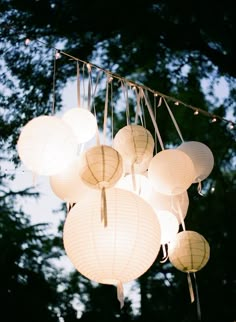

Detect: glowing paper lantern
[113, 125, 154, 174]
[156, 211, 179, 244]
[49, 157, 91, 203]
[115, 173, 152, 199]
[62, 107, 97, 144]
[147, 190, 189, 223]
[148, 149, 195, 195]
[80, 145, 123, 189]
[17, 115, 77, 176]
[168, 230, 210, 272]
[177, 141, 214, 183]
[63, 188, 161, 288]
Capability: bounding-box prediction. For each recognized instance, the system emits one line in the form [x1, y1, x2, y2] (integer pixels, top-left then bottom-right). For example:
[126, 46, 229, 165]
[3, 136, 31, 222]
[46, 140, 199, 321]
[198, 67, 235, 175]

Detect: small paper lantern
[148, 149, 195, 195]
[49, 157, 91, 203]
[113, 125, 154, 174]
[177, 141, 214, 183]
[17, 115, 77, 176]
[168, 231, 210, 273]
[146, 190, 189, 223]
[156, 211, 179, 244]
[62, 107, 97, 144]
[63, 188, 161, 286]
[80, 145, 123, 189]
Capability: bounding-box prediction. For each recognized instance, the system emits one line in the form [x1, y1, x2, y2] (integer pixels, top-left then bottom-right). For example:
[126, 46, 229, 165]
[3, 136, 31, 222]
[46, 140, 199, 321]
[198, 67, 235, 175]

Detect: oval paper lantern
[63, 188, 161, 285]
[17, 115, 77, 176]
[49, 157, 91, 203]
[168, 230, 210, 272]
[113, 125, 154, 174]
[62, 107, 97, 144]
[148, 149, 195, 195]
[80, 145, 123, 189]
[177, 141, 214, 183]
[147, 190, 189, 223]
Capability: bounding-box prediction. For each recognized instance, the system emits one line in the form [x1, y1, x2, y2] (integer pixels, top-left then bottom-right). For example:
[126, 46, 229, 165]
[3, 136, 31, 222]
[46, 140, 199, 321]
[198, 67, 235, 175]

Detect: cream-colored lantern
[177, 141, 214, 183]
[113, 125, 154, 174]
[79, 145, 123, 189]
[156, 211, 179, 244]
[17, 115, 78, 176]
[49, 157, 91, 203]
[63, 188, 161, 306]
[146, 190, 189, 224]
[168, 230, 210, 272]
[62, 107, 97, 144]
[148, 149, 195, 195]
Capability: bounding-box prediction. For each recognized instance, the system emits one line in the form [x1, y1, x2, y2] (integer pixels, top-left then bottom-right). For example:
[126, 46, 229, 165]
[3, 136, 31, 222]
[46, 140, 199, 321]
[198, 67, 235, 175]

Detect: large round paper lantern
[17, 115, 78, 176]
[146, 190, 189, 223]
[80, 145, 123, 189]
[113, 125, 154, 174]
[49, 157, 91, 203]
[177, 141, 214, 183]
[63, 188, 161, 285]
[148, 149, 195, 195]
[62, 107, 97, 144]
[168, 231, 210, 273]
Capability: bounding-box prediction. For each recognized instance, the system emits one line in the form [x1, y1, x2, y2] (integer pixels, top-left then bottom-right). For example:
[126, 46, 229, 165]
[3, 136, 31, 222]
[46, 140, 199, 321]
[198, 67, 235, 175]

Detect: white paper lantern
[80, 145, 123, 189]
[177, 141, 214, 183]
[116, 173, 152, 199]
[146, 190, 189, 223]
[63, 188, 161, 285]
[156, 211, 179, 244]
[62, 107, 97, 144]
[17, 115, 78, 176]
[113, 125, 154, 174]
[168, 230, 210, 272]
[148, 149, 195, 195]
[49, 157, 91, 203]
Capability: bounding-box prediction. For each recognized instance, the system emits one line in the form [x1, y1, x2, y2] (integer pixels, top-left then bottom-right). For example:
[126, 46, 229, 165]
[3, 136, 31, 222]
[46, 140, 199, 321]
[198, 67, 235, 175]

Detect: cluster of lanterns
[17, 106, 214, 307]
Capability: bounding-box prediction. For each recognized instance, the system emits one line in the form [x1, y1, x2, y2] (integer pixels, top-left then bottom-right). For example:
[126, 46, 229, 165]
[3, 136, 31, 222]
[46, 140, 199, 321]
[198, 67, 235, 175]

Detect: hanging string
[160, 244, 169, 263]
[87, 63, 92, 111]
[82, 63, 86, 108]
[117, 281, 124, 309]
[187, 272, 195, 303]
[163, 97, 184, 143]
[101, 187, 108, 227]
[51, 49, 58, 115]
[197, 179, 204, 196]
[110, 78, 115, 144]
[103, 75, 110, 145]
[76, 61, 81, 107]
[142, 89, 165, 151]
[193, 272, 202, 321]
[120, 80, 130, 125]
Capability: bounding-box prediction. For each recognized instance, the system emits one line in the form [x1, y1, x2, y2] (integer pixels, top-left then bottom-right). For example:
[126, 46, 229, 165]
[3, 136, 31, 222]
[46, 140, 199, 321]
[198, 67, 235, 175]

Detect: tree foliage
[0, 1, 236, 321]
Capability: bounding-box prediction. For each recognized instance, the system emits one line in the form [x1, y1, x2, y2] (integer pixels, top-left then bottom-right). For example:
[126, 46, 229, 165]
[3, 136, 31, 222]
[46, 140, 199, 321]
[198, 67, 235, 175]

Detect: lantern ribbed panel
[147, 190, 189, 223]
[62, 107, 97, 144]
[49, 158, 91, 203]
[168, 231, 210, 273]
[177, 141, 214, 182]
[148, 149, 195, 195]
[113, 125, 154, 173]
[17, 115, 77, 176]
[80, 145, 123, 189]
[63, 188, 161, 285]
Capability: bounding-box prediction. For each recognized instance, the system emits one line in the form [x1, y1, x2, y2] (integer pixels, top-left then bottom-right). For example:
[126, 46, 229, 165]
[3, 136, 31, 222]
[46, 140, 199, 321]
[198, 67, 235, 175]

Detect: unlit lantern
[148, 149, 195, 195]
[177, 141, 214, 183]
[168, 230, 210, 272]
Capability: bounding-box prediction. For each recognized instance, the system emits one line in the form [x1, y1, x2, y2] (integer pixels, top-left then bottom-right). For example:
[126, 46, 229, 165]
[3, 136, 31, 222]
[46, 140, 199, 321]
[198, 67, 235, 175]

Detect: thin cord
[51, 49, 57, 115]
